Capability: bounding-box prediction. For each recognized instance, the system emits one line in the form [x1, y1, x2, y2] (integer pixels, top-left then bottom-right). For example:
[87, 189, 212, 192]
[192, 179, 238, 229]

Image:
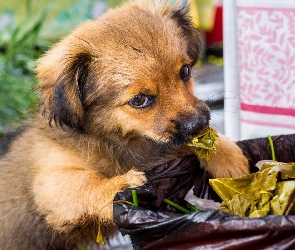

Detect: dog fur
[0, 0, 249, 248]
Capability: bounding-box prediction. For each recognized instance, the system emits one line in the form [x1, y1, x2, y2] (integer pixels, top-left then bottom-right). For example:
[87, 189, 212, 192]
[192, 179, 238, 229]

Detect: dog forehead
[85, 2, 188, 64]
[87, 3, 189, 81]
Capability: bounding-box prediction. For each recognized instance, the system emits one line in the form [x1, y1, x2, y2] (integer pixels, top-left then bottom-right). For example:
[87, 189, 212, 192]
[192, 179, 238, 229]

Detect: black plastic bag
[114, 134, 295, 249]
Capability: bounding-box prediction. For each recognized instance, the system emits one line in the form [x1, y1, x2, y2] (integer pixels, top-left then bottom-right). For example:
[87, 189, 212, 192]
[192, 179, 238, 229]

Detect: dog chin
[169, 133, 196, 148]
[146, 133, 194, 149]
[150, 124, 210, 149]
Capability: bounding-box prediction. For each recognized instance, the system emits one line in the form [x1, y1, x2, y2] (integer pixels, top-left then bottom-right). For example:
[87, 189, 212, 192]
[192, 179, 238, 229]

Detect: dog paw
[200, 133, 250, 178]
[122, 169, 147, 190]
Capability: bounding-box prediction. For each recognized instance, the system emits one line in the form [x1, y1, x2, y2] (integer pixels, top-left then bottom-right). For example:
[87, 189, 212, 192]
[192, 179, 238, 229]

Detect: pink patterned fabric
[237, 6, 295, 137]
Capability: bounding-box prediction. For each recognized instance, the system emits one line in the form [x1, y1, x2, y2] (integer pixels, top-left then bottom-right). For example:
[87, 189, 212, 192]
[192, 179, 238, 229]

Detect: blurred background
[0, 0, 294, 140]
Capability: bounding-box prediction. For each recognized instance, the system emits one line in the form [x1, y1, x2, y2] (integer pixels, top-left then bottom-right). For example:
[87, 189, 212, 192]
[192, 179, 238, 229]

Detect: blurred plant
[51, 0, 108, 38]
[0, 0, 48, 133]
[108, 0, 127, 8]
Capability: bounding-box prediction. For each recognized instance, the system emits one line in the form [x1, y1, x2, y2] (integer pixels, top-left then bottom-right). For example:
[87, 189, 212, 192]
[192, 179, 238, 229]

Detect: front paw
[94, 170, 146, 221]
[200, 133, 250, 178]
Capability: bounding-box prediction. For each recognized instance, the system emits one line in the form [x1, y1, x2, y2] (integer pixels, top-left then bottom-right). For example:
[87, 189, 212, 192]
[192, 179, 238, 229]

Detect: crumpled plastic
[210, 161, 295, 217]
[113, 134, 295, 249]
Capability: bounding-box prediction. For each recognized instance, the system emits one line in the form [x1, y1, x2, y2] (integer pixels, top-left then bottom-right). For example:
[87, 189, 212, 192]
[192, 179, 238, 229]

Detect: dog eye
[128, 94, 155, 109]
[180, 65, 191, 82]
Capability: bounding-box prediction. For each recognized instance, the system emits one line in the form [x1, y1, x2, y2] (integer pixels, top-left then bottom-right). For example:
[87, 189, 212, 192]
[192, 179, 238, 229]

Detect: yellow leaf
[270, 181, 295, 215]
[210, 167, 279, 217]
[96, 219, 105, 244]
[187, 126, 218, 160]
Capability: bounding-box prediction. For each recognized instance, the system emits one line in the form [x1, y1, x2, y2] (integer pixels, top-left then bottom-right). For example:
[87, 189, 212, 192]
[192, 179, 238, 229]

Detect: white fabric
[224, 0, 295, 140]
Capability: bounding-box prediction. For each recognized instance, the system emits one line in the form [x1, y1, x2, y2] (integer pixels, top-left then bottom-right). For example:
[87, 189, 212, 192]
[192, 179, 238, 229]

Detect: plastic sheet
[114, 134, 295, 249]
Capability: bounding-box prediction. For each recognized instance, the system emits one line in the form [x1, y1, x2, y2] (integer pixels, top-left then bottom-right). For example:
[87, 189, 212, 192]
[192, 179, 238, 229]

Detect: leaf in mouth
[187, 126, 218, 161]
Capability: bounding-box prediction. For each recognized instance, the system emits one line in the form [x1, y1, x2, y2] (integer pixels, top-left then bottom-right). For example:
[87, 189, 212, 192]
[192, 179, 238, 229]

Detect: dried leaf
[210, 162, 295, 217]
[187, 126, 218, 161]
[260, 162, 295, 179]
[270, 181, 295, 215]
[96, 219, 105, 244]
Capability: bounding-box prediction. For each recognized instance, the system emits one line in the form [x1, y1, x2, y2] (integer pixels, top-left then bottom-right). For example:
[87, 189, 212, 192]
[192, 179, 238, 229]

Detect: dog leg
[33, 168, 146, 232]
[199, 133, 250, 178]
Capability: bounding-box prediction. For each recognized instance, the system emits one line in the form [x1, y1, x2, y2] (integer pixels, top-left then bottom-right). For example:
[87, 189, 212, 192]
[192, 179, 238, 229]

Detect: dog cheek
[106, 109, 160, 140]
[115, 112, 150, 137]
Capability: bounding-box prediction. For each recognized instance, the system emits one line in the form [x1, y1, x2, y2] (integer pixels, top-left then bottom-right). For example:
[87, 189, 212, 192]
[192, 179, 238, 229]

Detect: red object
[205, 5, 223, 45]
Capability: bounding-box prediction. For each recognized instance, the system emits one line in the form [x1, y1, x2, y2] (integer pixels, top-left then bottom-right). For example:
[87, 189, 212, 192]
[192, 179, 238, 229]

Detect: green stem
[267, 135, 276, 161]
[132, 190, 138, 207]
[163, 198, 191, 214]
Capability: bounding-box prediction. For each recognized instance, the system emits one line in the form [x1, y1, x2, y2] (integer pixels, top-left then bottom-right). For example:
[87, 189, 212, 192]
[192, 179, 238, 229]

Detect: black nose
[173, 107, 210, 141]
[180, 114, 208, 136]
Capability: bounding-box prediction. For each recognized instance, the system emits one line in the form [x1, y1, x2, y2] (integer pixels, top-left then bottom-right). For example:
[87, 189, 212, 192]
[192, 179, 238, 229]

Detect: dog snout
[174, 107, 210, 138]
[180, 115, 208, 137]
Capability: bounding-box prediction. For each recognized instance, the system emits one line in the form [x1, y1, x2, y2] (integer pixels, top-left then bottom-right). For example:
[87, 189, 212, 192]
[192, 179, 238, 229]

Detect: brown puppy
[0, 0, 249, 248]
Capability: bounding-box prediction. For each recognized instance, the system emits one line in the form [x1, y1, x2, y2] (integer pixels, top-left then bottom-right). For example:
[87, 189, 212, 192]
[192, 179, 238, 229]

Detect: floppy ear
[36, 38, 92, 131]
[170, 5, 201, 65]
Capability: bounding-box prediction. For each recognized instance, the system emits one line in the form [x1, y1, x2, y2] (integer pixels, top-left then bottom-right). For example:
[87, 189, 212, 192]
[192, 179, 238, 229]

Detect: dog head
[36, 0, 210, 148]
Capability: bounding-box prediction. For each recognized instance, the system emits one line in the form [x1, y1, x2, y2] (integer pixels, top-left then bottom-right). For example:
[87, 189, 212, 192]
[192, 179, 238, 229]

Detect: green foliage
[47, 0, 108, 40]
[0, 0, 109, 134]
[56, 0, 94, 24]
[108, 0, 127, 8]
[0, 0, 47, 133]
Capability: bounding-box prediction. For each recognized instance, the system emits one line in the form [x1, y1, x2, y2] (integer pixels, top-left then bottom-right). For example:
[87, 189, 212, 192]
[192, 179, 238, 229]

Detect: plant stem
[163, 198, 191, 214]
[267, 135, 276, 161]
[132, 190, 138, 207]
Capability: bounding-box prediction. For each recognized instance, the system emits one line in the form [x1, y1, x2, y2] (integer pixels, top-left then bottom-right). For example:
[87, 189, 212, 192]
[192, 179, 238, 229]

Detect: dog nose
[175, 108, 210, 137]
[181, 115, 208, 136]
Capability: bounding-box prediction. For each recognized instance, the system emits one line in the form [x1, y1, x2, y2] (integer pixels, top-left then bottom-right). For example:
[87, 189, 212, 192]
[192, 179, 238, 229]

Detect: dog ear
[170, 5, 201, 65]
[36, 38, 93, 131]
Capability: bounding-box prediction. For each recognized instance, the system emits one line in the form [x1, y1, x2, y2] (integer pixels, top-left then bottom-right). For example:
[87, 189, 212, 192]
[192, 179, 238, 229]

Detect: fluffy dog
[0, 0, 249, 248]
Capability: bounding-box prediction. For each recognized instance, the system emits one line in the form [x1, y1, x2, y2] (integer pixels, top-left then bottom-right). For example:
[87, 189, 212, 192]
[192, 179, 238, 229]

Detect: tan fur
[0, 0, 249, 248]
[199, 133, 250, 178]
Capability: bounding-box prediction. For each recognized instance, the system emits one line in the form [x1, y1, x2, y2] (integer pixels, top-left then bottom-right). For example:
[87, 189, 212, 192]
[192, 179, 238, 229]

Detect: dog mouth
[156, 110, 211, 148]
[170, 123, 210, 147]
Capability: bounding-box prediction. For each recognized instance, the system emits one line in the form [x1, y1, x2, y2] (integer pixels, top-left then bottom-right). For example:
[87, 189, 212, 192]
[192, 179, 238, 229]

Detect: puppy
[0, 0, 249, 248]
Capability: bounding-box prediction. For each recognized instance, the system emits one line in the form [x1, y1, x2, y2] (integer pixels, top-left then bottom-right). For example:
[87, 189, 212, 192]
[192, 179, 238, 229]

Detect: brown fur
[0, 0, 249, 248]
